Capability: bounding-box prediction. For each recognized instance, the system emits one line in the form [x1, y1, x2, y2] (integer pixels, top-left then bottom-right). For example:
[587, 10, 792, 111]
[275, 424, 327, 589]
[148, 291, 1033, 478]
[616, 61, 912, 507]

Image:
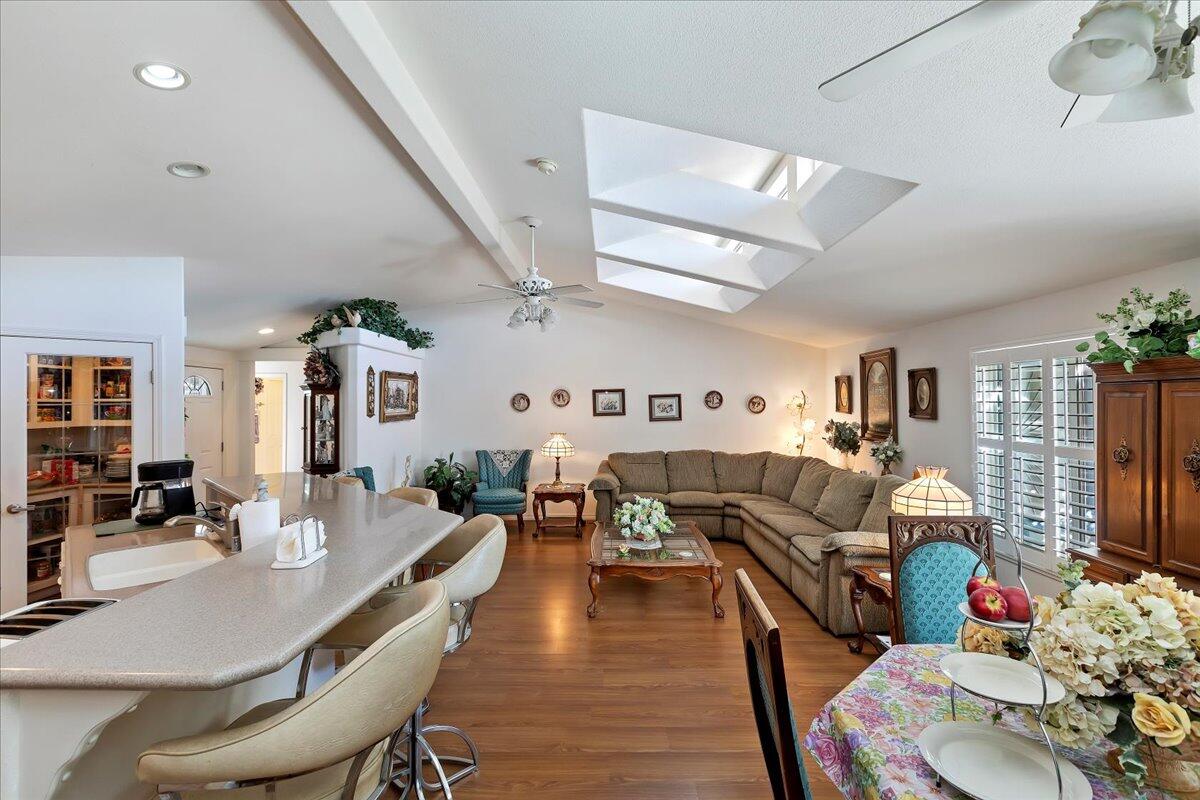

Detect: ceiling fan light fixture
[539, 305, 558, 332]
[1049, 2, 1161, 95]
[1099, 71, 1195, 120]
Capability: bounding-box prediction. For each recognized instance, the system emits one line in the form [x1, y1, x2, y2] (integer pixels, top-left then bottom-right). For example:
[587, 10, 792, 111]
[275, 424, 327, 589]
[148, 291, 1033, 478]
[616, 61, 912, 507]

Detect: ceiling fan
[460, 216, 603, 331]
[817, 0, 1197, 126]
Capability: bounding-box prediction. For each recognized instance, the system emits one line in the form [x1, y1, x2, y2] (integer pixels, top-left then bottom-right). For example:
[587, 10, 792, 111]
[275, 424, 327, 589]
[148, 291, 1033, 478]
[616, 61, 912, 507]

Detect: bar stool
[137, 581, 450, 800]
[387, 486, 438, 508]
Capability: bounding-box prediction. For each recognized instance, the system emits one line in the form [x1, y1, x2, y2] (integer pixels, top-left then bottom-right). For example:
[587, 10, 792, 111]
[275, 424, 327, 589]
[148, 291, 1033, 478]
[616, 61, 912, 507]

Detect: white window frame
[970, 333, 1096, 576]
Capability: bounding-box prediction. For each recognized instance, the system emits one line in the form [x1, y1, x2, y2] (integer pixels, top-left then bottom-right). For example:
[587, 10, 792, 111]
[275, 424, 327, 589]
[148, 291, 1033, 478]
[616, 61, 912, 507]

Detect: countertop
[0, 473, 462, 691]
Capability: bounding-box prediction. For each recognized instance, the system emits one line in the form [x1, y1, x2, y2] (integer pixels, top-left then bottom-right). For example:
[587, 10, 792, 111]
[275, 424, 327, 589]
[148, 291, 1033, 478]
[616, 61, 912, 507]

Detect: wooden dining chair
[734, 569, 814, 800]
[887, 515, 994, 645]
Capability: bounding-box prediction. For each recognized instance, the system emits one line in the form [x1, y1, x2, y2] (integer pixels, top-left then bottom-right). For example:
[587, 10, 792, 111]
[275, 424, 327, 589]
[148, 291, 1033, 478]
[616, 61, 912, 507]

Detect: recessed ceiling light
[258, 328, 275, 335]
[167, 162, 210, 179]
[134, 62, 190, 90]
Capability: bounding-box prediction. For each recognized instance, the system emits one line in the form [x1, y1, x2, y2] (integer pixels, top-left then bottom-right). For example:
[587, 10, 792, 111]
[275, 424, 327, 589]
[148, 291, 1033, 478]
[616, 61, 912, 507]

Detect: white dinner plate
[958, 600, 1040, 631]
[919, 721, 1092, 800]
[940, 652, 1065, 707]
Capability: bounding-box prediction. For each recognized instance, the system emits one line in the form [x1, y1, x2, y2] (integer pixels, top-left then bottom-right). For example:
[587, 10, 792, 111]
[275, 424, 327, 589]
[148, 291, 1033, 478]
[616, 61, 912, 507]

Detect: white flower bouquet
[612, 496, 674, 546]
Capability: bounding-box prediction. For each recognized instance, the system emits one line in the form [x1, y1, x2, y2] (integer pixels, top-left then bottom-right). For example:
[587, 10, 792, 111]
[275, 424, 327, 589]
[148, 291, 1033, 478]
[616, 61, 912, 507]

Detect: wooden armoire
[1069, 356, 1200, 590]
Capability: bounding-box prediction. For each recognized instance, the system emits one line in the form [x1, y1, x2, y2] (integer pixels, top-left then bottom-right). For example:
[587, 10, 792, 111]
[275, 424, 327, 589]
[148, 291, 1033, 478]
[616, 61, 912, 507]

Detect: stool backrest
[387, 486, 438, 508]
[423, 514, 507, 603]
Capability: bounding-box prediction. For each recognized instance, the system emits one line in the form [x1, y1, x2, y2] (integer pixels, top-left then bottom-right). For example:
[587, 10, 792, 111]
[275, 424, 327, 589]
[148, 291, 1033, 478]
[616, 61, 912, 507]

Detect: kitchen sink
[87, 538, 224, 591]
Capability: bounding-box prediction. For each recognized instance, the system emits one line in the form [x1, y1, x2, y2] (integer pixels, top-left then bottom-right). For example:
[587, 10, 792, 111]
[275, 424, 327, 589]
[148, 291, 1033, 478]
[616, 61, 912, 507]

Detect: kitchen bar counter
[0, 473, 462, 690]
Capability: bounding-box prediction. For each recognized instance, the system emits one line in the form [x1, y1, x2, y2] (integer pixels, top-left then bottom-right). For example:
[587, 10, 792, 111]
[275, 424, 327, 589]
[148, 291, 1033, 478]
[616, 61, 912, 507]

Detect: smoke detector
[534, 157, 558, 176]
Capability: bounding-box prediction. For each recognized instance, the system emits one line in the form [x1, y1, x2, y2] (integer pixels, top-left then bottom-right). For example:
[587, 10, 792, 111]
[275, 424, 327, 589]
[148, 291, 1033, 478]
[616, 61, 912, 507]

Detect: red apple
[968, 587, 1008, 622]
[1001, 586, 1032, 622]
[966, 574, 1000, 597]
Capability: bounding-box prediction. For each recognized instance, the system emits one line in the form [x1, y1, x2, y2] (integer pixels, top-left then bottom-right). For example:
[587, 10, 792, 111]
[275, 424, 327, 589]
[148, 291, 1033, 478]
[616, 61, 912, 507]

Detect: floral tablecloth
[804, 644, 1173, 800]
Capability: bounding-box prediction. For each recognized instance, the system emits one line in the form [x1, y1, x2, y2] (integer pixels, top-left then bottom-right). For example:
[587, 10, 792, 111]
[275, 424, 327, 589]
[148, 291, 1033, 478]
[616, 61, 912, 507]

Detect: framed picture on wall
[648, 393, 682, 421]
[592, 388, 626, 416]
[380, 370, 418, 422]
[835, 375, 852, 414]
[859, 347, 897, 442]
[908, 367, 937, 420]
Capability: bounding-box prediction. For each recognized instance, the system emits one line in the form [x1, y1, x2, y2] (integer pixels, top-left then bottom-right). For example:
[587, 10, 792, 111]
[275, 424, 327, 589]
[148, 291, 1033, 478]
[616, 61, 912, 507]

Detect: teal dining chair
[735, 569, 815, 800]
[472, 449, 531, 533]
[888, 516, 994, 645]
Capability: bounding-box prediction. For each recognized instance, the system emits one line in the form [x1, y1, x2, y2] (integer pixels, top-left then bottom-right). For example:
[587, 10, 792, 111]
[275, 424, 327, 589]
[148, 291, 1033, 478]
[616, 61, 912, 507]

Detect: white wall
[408, 300, 826, 514]
[256, 359, 306, 473]
[1, 256, 186, 460]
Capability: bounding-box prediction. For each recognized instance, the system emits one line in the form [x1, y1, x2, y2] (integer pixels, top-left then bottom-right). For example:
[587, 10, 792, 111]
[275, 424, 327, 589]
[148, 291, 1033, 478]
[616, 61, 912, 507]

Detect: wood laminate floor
[413, 521, 875, 799]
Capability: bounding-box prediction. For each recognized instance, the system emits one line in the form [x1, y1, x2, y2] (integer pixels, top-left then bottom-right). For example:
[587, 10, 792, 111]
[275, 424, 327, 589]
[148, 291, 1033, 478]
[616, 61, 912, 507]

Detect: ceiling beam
[287, 0, 523, 281]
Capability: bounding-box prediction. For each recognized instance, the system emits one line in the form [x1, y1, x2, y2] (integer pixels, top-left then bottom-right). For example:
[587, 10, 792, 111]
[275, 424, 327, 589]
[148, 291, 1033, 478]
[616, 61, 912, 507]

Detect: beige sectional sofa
[588, 450, 905, 635]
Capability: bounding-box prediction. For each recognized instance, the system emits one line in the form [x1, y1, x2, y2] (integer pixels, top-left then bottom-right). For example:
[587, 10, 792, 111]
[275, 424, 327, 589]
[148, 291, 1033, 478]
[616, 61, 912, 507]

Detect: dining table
[804, 643, 1180, 800]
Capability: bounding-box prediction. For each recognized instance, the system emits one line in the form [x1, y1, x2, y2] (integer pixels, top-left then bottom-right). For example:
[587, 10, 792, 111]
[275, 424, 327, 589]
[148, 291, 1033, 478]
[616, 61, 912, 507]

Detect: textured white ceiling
[0, 0, 502, 349]
[368, 0, 1200, 346]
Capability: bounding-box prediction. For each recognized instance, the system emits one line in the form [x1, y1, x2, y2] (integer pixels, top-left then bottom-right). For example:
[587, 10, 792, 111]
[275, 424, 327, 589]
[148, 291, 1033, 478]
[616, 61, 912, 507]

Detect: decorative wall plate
[366, 366, 375, 418]
[551, 388, 571, 407]
[747, 395, 766, 414]
[511, 392, 530, 412]
[704, 390, 723, 409]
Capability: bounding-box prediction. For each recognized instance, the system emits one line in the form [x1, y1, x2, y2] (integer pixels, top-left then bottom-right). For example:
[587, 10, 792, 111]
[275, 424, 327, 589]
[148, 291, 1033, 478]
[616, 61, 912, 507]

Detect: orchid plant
[1075, 287, 1199, 372]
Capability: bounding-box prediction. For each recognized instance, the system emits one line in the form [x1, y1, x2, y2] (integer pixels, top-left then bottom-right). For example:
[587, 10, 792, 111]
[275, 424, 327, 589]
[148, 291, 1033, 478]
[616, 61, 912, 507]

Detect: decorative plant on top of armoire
[297, 298, 435, 351]
[1075, 288, 1200, 372]
[423, 453, 477, 514]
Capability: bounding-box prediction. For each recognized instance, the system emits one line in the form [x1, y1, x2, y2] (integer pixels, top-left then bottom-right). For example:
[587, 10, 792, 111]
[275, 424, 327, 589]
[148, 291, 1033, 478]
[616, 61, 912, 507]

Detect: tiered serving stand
[917, 521, 1093, 800]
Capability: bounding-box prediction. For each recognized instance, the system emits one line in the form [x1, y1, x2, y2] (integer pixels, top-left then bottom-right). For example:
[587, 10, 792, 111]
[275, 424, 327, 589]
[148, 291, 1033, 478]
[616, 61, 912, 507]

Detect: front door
[184, 365, 223, 483]
[0, 337, 153, 612]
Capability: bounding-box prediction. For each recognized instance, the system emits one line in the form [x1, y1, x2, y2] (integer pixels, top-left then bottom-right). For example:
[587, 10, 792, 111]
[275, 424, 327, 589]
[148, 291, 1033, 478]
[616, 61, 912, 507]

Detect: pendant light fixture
[1049, 1, 1163, 95]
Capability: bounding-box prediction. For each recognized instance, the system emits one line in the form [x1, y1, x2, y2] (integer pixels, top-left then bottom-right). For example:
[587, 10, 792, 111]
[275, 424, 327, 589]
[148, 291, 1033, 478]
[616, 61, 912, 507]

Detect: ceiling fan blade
[545, 283, 594, 295]
[557, 297, 604, 309]
[818, 0, 1042, 102]
[457, 295, 517, 305]
[1059, 93, 1111, 128]
[476, 283, 524, 296]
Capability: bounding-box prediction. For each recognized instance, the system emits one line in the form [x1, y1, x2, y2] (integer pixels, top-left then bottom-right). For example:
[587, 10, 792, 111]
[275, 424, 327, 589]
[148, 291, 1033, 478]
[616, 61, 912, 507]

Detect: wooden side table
[531, 482, 585, 538]
[848, 566, 895, 655]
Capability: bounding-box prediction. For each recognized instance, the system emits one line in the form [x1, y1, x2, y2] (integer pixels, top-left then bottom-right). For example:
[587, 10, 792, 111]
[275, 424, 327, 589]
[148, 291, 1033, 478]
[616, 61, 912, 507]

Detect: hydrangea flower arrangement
[613, 496, 674, 543]
[1075, 287, 1199, 372]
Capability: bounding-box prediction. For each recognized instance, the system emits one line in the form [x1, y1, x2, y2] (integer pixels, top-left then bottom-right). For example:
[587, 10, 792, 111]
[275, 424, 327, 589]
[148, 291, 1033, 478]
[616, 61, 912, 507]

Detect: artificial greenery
[822, 419, 862, 455]
[297, 298, 435, 350]
[423, 452, 477, 514]
[869, 436, 903, 472]
[1075, 287, 1199, 372]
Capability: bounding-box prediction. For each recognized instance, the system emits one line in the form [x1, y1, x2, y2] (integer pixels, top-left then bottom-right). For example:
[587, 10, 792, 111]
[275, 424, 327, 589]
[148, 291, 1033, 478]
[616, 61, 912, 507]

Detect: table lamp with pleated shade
[540, 432, 575, 488]
[890, 465, 973, 516]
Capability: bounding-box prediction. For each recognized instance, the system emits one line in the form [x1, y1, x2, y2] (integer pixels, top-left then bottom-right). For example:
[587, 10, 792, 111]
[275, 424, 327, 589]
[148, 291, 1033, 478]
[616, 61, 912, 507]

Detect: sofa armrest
[588, 461, 621, 493]
[821, 530, 890, 559]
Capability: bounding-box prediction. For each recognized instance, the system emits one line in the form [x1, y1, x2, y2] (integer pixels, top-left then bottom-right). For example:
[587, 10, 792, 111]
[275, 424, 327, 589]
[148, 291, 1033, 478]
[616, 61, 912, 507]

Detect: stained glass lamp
[891, 465, 973, 516]
[540, 432, 575, 487]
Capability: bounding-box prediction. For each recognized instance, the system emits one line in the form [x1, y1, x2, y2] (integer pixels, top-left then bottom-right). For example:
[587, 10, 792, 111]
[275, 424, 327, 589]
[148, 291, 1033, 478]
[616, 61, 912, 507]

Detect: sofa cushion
[719, 492, 773, 507]
[814, 471, 877, 532]
[616, 491, 668, 505]
[762, 512, 837, 540]
[667, 490, 723, 509]
[714, 451, 768, 493]
[789, 459, 837, 513]
[744, 516, 792, 554]
[761, 454, 808, 501]
[789, 534, 824, 567]
[609, 451, 668, 495]
[666, 450, 717, 492]
[739, 498, 804, 522]
[858, 474, 907, 533]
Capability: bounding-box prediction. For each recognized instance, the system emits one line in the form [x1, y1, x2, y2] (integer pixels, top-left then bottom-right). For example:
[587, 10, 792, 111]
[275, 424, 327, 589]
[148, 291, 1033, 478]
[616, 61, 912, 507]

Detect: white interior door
[184, 365, 223, 483]
[254, 374, 285, 474]
[1, 337, 153, 612]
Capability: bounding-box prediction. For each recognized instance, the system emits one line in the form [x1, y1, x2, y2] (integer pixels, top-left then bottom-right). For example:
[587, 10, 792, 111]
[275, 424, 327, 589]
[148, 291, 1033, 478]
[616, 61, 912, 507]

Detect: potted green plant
[297, 298, 435, 351]
[423, 452, 478, 514]
[822, 419, 862, 470]
[1076, 287, 1199, 372]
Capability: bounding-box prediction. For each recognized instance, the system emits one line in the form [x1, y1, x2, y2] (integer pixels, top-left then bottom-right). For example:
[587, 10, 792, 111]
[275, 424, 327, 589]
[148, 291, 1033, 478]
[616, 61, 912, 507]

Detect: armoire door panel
[1161, 380, 1200, 579]
[1097, 382, 1157, 563]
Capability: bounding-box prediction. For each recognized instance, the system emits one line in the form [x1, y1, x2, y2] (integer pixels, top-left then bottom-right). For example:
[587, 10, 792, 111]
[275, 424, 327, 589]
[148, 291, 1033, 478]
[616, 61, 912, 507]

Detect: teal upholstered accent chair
[735, 569, 814, 800]
[888, 516, 994, 645]
[473, 449, 531, 534]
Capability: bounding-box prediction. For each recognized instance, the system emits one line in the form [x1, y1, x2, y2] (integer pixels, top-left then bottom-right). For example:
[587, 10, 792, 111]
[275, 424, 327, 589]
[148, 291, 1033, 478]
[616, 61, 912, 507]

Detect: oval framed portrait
[551, 388, 571, 408]
[510, 392, 530, 412]
[747, 395, 766, 414]
[907, 367, 937, 421]
[704, 390, 723, 409]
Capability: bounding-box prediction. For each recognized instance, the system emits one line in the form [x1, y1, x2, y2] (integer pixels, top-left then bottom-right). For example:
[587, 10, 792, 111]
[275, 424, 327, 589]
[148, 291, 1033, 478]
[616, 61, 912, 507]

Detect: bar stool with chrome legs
[315, 513, 506, 798]
[137, 581, 450, 800]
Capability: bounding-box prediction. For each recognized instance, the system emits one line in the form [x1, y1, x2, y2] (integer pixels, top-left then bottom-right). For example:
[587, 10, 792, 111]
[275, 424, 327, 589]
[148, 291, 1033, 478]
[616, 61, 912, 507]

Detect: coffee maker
[132, 459, 195, 524]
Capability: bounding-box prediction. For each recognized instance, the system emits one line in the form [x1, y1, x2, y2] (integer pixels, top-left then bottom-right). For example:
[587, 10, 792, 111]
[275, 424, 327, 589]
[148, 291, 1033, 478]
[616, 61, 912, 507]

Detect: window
[972, 338, 1096, 574]
[183, 375, 212, 396]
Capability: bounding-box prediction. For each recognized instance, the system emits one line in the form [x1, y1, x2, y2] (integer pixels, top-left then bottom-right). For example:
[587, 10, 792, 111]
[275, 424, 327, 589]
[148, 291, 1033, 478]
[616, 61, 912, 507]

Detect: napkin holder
[271, 513, 328, 570]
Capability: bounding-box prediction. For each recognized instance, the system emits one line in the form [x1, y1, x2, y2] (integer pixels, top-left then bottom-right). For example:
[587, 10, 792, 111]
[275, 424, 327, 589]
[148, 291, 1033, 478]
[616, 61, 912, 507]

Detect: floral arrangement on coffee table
[963, 561, 1200, 787]
[613, 496, 674, 546]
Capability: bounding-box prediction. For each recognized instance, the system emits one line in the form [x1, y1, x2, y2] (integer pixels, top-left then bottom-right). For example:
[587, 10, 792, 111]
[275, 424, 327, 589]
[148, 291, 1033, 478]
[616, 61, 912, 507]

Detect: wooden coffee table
[586, 520, 724, 619]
